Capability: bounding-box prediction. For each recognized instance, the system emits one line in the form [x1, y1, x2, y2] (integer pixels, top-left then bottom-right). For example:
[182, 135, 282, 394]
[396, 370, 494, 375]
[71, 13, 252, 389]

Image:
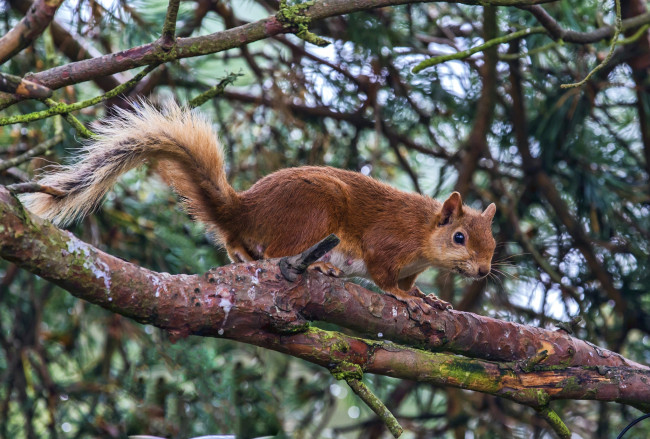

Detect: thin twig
[346, 379, 404, 438]
[561, 0, 623, 88]
[329, 361, 403, 437]
[5, 183, 66, 197]
[42, 98, 94, 138]
[535, 406, 571, 438]
[0, 134, 64, 172]
[413, 26, 546, 72]
[188, 72, 244, 108]
[616, 23, 650, 46]
[0, 64, 159, 127]
[160, 0, 182, 46]
[499, 40, 561, 61]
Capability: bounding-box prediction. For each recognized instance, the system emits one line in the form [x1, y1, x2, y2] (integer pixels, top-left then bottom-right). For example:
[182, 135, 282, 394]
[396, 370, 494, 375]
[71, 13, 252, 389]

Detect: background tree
[0, 0, 649, 438]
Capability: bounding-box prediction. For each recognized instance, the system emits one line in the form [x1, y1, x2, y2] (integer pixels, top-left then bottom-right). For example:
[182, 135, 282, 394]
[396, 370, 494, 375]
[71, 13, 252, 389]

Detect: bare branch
[0, 134, 63, 172]
[6, 183, 66, 197]
[521, 6, 650, 44]
[0, 72, 52, 99]
[0, 0, 65, 65]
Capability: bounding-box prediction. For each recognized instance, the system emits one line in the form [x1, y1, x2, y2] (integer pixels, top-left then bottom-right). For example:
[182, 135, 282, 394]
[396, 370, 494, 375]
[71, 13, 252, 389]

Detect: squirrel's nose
[478, 266, 490, 278]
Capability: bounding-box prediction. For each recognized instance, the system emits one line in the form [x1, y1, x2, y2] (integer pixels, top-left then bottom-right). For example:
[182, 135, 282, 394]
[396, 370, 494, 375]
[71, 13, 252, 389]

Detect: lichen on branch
[277, 0, 331, 47]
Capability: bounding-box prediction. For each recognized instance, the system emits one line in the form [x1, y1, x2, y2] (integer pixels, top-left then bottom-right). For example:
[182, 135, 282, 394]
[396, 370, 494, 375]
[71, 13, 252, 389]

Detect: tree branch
[521, 6, 650, 44]
[0, 72, 52, 99]
[0, 0, 65, 65]
[160, 0, 182, 46]
[0, 134, 63, 172]
[0, 186, 649, 416]
[0, 0, 559, 110]
[0, 65, 158, 127]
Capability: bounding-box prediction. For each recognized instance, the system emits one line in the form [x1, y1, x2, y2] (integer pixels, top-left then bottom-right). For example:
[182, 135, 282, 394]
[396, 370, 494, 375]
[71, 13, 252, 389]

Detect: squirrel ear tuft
[482, 203, 496, 221]
[439, 191, 463, 226]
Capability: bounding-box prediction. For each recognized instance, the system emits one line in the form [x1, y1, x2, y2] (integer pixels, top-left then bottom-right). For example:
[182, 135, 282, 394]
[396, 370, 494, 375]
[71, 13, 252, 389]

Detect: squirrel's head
[427, 192, 496, 279]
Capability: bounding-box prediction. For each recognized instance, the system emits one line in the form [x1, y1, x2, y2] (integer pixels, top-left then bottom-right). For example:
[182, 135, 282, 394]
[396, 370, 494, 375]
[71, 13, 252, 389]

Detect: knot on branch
[153, 38, 178, 61]
[555, 316, 584, 334]
[330, 361, 363, 381]
[519, 349, 549, 373]
[277, 0, 330, 47]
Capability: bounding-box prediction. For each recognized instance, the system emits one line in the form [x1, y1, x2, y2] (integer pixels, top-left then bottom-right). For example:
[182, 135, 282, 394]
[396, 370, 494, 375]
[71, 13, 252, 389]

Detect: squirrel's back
[19, 102, 496, 297]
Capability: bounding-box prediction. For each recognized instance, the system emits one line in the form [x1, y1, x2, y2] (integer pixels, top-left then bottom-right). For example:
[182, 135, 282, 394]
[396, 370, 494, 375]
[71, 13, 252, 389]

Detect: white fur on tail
[20, 100, 228, 226]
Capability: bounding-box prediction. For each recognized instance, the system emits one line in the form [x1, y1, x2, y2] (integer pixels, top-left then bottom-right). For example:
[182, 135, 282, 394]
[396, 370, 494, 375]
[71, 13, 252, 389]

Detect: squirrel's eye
[453, 232, 465, 245]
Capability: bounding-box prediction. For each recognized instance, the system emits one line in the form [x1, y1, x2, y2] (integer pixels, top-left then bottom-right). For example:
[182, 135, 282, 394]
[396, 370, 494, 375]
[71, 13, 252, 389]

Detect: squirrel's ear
[482, 203, 496, 221]
[439, 191, 463, 226]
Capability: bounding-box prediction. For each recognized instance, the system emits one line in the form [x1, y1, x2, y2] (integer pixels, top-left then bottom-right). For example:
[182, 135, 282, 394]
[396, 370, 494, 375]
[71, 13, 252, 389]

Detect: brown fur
[21, 101, 497, 307]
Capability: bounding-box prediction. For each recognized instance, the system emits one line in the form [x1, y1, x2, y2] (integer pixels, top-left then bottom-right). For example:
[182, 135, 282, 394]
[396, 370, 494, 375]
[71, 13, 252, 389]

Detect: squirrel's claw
[385, 291, 432, 315]
[406, 287, 453, 311]
[422, 294, 453, 310]
[406, 297, 433, 315]
[309, 261, 343, 278]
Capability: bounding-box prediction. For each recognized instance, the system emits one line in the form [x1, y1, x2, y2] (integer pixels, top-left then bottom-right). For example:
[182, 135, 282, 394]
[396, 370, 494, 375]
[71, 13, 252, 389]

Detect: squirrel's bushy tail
[20, 100, 237, 228]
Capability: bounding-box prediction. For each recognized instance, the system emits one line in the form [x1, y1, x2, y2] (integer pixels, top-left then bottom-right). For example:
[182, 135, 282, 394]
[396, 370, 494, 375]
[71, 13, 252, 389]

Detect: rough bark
[0, 186, 648, 413]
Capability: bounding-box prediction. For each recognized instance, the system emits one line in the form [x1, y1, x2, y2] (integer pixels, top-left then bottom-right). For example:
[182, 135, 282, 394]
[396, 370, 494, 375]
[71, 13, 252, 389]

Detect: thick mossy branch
[413, 26, 546, 72]
[0, 64, 159, 127]
[0, 186, 649, 416]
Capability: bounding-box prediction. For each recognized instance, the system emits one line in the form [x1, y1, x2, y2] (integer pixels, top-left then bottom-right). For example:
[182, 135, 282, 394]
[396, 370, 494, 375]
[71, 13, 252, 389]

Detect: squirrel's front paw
[405, 297, 434, 315]
[386, 292, 432, 315]
[406, 287, 453, 311]
[309, 261, 343, 277]
[422, 294, 453, 310]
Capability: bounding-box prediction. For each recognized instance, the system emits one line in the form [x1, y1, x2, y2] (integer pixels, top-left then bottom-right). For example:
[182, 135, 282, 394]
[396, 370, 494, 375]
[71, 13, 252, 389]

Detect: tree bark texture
[0, 186, 648, 412]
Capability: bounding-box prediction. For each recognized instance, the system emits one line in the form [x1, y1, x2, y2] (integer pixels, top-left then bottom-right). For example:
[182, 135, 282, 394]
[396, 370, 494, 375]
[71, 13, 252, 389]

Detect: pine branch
[0, 186, 648, 418]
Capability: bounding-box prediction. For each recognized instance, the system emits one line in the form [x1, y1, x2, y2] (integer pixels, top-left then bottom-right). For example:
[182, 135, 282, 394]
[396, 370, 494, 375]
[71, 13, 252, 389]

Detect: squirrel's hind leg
[225, 241, 255, 263]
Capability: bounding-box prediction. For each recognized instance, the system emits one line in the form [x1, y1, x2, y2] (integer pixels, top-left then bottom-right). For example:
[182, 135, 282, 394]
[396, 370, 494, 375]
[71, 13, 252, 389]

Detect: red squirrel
[21, 101, 496, 311]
